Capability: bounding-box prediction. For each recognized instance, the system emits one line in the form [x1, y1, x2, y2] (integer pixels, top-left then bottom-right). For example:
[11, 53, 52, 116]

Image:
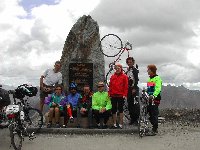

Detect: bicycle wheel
[100, 34, 123, 57]
[24, 107, 43, 134]
[123, 101, 131, 124]
[138, 104, 150, 137]
[105, 66, 115, 87]
[9, 123, 22, 150]
[138, 116, 144, 137]
[138, 113, 148, 137]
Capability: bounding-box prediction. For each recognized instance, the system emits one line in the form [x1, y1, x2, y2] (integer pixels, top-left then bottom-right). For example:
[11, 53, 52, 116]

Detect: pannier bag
[15, 84, 38, 99]
[5, 105, 19, 115]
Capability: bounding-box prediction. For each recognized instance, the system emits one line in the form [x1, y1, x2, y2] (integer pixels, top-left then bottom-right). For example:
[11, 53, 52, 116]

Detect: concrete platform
[29, 126, 138, 135]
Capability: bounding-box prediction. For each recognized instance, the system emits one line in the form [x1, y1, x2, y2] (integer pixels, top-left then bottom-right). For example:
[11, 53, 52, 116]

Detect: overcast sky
[0, 0, 200, 90]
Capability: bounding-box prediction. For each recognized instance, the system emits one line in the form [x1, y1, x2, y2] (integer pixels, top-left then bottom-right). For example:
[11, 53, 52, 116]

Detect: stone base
[44, 113, 65, 125]
[44, 112, 114, 128]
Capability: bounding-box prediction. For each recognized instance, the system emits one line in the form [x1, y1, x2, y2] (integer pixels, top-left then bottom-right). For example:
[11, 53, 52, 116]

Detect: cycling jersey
[45, 93, 66, 110]
[147, 75, 162, 100]
[109, 72, 128, 97]
[92, 91, 112, 111]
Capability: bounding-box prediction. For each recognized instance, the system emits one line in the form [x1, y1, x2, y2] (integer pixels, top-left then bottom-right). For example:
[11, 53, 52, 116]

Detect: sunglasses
[55, 88, 62, 91]
[97, 86, 104, 88]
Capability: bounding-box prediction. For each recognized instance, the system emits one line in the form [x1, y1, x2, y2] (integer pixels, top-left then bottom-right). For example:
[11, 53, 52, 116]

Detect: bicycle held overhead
[99, 34, 134, 87]
[100, 34, 132, 58]
[100, 34, 136, 125]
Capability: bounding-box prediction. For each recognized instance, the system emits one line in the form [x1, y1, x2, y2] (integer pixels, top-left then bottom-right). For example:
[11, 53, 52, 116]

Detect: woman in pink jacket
[109, 64, 128, 129]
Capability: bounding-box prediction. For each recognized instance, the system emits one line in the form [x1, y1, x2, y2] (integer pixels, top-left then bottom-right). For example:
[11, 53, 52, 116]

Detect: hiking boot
[118, 124, 123, 129]
[55, 123, 60, 128]
[145, 128, 157, 136]
[145, 131, 156, 136]
[152, 128, 158, 133]
[47, 123, 52, 128]
[96, 123, 101, 129]
[110, 124, 118, 129]
[129, 120, 134, 125]
[102, 124, 108, 129]
[69, 117, 74, 123]
[62, 124, 67, 128]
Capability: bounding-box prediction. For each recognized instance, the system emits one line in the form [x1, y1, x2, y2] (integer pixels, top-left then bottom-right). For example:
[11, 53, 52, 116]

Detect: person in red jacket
[109, 64, 128, 129]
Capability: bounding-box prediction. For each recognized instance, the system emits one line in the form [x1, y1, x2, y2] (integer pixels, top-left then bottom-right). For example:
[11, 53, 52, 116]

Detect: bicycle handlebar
[124, 41, 132, 50]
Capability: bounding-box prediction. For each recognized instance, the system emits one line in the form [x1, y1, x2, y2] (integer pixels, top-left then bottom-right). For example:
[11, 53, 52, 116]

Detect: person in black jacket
[77, 84, 93, 128]
[125, 57, 140, 125]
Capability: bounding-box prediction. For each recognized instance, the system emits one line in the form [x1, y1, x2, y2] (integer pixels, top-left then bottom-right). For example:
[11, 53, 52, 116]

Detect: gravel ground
[1, 122, 200, 150]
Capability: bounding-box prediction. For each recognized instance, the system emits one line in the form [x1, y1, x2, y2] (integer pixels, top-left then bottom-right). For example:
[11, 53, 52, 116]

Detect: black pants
[93, 110, 111, 124]
[111, 97, 124, 113]
[77, 108, 93, 126]
[127, 87, 140, 122]
[147, 104, 159, 130]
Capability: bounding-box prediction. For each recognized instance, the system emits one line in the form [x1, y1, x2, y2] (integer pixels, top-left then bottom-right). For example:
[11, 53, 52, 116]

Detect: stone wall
[60, 15, 105, 92]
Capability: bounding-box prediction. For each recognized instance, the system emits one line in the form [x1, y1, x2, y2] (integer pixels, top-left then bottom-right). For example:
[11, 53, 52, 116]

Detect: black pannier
[15, 84, 38, 99]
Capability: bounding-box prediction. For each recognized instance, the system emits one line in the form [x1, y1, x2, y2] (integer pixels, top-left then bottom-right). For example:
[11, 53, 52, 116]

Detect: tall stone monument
[60, 15, 105, 92]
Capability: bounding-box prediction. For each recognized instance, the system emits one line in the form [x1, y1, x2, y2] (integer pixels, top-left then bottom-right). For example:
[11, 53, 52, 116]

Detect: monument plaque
[69, 63, 93, 92]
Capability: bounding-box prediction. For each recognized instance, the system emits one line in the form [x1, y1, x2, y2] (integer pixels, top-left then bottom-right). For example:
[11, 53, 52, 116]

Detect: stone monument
[60, 15, 105, 92]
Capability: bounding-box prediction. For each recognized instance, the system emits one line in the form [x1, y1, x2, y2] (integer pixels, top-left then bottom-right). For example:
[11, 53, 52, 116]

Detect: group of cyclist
[39, 58, 162, 135]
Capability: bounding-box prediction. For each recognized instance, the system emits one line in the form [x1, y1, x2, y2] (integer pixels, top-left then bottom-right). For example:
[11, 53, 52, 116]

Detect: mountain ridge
[1, 84, 200, 109]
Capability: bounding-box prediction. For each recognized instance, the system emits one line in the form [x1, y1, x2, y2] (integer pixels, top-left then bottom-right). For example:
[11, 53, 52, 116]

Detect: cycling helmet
[15, 84, 38, 99]
[69, 82, 77, 90]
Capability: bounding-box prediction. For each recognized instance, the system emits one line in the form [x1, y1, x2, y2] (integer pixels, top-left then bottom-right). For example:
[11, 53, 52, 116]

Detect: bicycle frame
[105, 41, 132, 87]
[9, 91, 35, 136]
[111, 41, 132, 65]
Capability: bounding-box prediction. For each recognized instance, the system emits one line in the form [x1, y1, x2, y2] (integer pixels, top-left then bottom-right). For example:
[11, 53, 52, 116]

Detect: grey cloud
[122, 28, 195, 48]
[31, 19, 50, 45]
[160, 64, 200, 83]
[92, 0, 200, 30]
[0, 61, 50, 87]
[0, 24, 12, 31]
[5, 18, 62, 58]
[30, 19, 64, 52]
[91, 0, 200, 89]
[0, 1, 6, 13]
[6, 33, 32, 57]
[91, 0, 200, 46]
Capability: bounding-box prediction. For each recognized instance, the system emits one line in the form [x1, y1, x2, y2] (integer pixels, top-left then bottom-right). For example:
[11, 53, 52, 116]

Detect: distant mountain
[2, 84, 200, 109]
[160, 85, 200, 109]
[1, 84, 16, 90]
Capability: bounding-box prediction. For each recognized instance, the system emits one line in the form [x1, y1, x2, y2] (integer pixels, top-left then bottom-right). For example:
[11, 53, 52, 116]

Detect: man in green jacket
[92, 82, 112, 129]
[147, 64, 162, 135]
